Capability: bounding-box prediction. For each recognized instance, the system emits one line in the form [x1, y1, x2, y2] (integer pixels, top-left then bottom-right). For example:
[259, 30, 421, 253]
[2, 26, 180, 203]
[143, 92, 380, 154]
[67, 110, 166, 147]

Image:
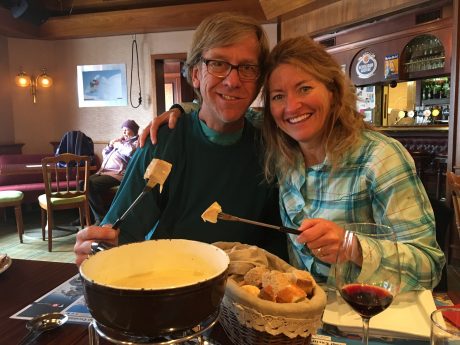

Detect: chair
[430, 196, 452, 292]
[38, 153, 91, 252]
[0, 191, 24, 243]
[447, 172, 460, 238]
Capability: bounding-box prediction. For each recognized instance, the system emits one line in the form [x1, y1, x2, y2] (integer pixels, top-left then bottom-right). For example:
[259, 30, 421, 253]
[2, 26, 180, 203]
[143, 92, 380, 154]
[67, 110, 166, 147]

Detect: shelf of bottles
[415, 77, 450, 125]
[403, 35, 445, 74]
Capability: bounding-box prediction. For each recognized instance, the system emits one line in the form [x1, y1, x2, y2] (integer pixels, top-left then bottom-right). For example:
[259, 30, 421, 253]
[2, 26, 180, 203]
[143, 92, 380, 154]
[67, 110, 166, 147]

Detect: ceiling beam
[0, 7, 39, 39]
[38, 0, 269, 40]
[258, 0, 340, 20]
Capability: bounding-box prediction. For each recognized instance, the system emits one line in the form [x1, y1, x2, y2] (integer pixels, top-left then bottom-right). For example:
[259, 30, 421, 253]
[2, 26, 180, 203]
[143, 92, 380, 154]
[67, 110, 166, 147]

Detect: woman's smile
[286, 112, 313, 124]
[269, 63, 332, 146]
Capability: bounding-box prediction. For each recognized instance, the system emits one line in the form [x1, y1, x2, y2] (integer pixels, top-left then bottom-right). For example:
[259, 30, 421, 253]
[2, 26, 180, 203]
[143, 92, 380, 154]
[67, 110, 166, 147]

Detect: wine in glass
[335, 223, 401, 345]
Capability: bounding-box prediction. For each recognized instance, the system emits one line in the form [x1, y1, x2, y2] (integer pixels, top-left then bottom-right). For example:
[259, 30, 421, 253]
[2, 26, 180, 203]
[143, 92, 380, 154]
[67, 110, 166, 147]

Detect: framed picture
[77, 64, 127, 107]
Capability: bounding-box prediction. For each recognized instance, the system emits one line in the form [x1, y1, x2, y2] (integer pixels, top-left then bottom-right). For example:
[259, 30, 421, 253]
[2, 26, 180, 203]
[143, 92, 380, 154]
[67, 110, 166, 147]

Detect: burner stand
[88, 310, 220, 345]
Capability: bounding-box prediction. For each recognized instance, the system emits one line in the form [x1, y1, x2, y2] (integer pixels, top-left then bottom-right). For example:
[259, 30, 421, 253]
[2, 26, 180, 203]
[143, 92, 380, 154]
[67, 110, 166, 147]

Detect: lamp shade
[15, 72, 31, 87]
[37, 70, 53, 88]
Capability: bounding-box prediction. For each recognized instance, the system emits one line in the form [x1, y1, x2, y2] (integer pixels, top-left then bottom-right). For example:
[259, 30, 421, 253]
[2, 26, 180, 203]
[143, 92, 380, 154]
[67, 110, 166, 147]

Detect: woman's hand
[74, 224, 119, 266]
[295, 218, 345, 264]
[139, 108, 182, 147]
[109, 137, 122, 147]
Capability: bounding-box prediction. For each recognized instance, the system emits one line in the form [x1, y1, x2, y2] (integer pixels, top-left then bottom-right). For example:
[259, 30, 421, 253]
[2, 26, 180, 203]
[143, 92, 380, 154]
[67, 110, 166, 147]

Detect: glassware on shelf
[403, 34, 445, 73]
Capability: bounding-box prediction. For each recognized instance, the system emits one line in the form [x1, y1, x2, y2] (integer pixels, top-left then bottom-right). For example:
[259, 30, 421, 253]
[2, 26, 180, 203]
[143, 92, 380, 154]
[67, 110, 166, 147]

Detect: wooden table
[1, 259, 441, 345]
[0, 259, 233, 344]
[0, 164, 98, 176]
[0, 143, 24, 154]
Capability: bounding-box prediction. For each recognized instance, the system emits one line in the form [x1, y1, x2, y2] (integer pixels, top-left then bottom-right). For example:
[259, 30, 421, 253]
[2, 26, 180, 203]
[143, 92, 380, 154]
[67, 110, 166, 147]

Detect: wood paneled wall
[281, 0, 437, 38]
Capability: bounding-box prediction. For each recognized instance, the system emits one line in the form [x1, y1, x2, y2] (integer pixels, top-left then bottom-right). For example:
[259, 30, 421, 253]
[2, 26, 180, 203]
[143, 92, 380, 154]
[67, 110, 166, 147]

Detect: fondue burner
[88, 310, 220, 345]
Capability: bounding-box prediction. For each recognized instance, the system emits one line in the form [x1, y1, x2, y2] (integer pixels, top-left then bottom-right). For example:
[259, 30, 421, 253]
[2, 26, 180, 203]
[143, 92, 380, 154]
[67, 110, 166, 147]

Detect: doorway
[151, 53, 195, 114]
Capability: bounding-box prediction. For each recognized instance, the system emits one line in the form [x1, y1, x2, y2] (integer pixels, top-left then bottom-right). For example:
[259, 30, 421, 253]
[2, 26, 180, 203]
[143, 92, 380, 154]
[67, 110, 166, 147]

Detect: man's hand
[74, 224, 119, 266]
[139, 108, 182, 147]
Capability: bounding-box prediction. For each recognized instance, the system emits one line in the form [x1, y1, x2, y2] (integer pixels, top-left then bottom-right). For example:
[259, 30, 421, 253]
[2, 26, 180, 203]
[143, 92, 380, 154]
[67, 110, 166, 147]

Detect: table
[0, 143, 24, 154]
[0, 164, 97, 176]
[0, 259, 439, 345]
[0, 259, 233, 345]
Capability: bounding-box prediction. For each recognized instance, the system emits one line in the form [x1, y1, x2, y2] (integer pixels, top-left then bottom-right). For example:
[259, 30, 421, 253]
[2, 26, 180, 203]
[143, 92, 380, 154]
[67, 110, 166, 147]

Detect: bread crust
[242, 268, 316, 304]
[289, 269, 316, 296]
[241, 284, 261, 296]
[244, 266, 269, 287]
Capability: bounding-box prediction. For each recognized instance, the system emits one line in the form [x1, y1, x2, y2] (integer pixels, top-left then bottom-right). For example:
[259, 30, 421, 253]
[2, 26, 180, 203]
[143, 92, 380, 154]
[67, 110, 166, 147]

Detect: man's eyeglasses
[201, 58, 260, 81]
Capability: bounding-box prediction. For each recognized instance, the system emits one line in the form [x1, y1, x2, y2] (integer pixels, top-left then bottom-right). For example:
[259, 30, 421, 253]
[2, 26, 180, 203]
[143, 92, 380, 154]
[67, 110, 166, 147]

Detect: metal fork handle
[219, 213, 301, 235]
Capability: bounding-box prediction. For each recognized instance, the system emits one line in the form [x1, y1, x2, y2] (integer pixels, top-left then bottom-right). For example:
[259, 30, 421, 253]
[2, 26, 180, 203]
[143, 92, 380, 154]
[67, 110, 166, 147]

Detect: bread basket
[214, 242, 327, 345]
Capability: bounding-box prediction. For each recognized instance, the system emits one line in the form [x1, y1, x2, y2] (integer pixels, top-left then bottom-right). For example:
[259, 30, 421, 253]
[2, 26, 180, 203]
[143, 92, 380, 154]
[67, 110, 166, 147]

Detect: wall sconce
[15, 68, 53, 103]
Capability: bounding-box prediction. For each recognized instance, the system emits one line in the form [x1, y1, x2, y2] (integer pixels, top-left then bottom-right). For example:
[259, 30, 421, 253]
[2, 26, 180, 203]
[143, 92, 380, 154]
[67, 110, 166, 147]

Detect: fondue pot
[79, 239, 230, 337]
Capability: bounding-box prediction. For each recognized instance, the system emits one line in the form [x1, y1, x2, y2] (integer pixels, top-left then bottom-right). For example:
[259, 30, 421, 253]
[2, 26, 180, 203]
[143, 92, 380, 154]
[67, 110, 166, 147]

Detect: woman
[261, 36, 444, 291]
[85, 119, 139, 225]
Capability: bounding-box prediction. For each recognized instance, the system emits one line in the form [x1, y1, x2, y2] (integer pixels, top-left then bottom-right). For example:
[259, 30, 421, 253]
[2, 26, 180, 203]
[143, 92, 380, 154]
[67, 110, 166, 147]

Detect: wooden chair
[0, 191, 24, 243]
[38, 153, 91, 251]
[447, 172, 460, 238]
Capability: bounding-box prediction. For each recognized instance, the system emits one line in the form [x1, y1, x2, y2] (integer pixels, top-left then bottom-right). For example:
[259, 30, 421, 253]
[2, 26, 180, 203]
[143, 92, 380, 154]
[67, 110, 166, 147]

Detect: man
[74, 13, 287, 266]
[73, 119, 139, 226]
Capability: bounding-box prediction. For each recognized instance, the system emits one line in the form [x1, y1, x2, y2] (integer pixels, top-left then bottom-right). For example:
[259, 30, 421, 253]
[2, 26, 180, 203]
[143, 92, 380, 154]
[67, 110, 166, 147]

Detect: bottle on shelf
[441, 105, 450, 122]
[427, 82, 432, 100]
[442, 79, 450, 99]
[432, 80, 441, 99]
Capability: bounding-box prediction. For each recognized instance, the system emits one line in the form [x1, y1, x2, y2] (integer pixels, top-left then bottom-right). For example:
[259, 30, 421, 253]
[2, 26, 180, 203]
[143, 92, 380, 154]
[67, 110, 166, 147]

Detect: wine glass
[335, 223, 401, 345]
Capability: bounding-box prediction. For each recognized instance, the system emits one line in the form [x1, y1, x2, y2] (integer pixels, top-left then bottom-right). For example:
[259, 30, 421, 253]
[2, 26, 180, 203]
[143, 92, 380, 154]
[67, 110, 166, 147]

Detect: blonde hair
[185, 12, 269, 102]
[261, 36, 371, 183]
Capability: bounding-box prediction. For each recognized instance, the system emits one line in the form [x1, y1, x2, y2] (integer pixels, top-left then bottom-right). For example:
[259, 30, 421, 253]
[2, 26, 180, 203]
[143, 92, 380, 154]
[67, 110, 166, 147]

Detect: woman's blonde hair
[261, 36, 371, 183]
[185, 12, 269, 102]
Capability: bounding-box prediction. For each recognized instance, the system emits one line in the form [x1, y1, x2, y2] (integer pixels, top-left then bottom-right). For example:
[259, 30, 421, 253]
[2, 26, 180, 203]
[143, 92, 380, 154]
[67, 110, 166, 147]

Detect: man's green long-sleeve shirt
[103, 111, 288, 261]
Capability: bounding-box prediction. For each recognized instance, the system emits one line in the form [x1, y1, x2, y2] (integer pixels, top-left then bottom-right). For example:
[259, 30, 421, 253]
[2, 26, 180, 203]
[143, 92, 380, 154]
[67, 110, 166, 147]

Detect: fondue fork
[92, 159, 172, 253]
[111, 159, 172, 229]
[217, 213, 301, 235]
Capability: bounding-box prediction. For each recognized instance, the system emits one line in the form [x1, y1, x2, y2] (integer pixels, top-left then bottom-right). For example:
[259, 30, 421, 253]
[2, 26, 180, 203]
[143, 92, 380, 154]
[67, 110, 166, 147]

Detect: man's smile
[218, 92, 241, 101]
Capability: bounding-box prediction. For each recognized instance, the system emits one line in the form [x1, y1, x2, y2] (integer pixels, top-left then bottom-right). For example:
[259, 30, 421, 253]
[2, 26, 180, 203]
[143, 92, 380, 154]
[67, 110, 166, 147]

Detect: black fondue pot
[79, 239, 229, 336]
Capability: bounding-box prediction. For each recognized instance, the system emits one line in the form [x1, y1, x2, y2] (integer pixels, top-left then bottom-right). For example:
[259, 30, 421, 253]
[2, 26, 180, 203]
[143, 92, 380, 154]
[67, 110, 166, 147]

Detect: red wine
[340, 284, 393, 318]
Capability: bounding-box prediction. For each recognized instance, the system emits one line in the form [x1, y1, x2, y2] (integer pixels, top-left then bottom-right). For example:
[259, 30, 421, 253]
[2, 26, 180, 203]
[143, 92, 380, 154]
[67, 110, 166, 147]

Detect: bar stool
[0, 191, 25, 243]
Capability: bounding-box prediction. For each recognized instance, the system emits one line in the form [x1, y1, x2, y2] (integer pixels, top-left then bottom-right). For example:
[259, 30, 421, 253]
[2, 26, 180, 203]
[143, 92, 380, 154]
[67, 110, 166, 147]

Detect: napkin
[322, 289, 437, 339]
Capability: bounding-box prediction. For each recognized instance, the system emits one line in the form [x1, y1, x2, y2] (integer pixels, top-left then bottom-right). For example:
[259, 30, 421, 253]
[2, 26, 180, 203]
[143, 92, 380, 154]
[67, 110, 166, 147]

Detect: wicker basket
[213, 242, 327, 345]
[220, 296, 312, 345]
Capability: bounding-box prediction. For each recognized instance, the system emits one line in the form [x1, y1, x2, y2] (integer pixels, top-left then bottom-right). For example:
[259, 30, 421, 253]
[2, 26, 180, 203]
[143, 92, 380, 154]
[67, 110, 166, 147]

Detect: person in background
[142, 36, 445, 292]
[73, 119, 139, 226]
[74, 13, 288, 266]
[260, 36, 445, 291]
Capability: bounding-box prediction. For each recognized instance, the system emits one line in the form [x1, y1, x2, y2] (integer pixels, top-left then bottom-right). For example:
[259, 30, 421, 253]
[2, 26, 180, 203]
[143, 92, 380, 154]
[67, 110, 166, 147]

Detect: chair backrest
[55, 131, 95, 166]
[41, 153, 90, 203]
[447, 172, 460, 237]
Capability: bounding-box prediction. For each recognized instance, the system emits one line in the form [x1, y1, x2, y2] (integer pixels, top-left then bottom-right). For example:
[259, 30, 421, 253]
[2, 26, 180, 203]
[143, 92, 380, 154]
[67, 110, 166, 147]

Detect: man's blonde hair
[185, 12, 269, 102]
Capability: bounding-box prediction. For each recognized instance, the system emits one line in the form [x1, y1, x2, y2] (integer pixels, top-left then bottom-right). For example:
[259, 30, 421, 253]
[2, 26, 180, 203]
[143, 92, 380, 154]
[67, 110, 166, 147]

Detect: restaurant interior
[1, 0, 460, 344]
